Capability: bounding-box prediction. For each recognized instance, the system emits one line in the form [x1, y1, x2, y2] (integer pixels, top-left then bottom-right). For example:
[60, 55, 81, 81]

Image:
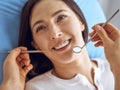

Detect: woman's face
[30, 0, 85, 64]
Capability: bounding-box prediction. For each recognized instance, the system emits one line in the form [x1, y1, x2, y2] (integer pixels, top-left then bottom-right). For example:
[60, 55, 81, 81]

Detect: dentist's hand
[0, 47, 33, 90]
[90, 23, 120, 74]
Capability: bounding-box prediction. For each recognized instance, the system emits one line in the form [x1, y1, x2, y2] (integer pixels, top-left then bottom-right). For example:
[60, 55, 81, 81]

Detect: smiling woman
[17, 0, 115, 90]
[0, 0, 106, 83]
[19, 0, 88, 78]
[1, 0, 119, 90]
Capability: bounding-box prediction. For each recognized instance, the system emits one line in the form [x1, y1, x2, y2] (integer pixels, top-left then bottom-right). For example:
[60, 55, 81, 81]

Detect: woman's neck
[52, 50, 97, 84]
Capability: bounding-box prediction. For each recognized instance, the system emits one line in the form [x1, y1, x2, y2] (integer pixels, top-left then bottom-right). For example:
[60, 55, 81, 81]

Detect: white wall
[98, 0, 120, 29]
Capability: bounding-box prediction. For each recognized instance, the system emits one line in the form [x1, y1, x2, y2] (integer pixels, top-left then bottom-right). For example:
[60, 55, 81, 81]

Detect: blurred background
[98, 0, 120, 29]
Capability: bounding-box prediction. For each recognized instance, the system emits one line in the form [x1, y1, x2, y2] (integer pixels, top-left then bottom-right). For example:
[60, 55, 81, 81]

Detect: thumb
[6, 48, 21, 62]
[92, 25, 112, 45]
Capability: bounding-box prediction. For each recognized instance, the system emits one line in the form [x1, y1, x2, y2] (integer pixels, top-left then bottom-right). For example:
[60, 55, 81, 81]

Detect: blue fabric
[0, 0, 106, 83]
[75, 0, 106, 58]
[0, 0, 27, 84]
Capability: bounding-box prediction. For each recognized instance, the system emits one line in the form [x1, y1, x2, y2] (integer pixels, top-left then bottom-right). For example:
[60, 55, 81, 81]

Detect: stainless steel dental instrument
[0, 50, 43, 54]
[0, 9, 119, 54]
[73, 9, 119, 53]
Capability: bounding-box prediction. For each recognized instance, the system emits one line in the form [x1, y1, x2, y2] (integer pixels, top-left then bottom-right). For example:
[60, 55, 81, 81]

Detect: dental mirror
[0, 9, 119, 54]
[73, 9, 119, 53]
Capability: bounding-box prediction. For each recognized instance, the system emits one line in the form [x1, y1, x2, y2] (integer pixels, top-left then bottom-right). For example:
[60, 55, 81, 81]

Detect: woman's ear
[81, 24, 85, 31]
[31, 41, 40, 50]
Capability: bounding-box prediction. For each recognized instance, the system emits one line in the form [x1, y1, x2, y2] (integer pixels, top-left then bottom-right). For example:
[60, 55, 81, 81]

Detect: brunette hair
[18, 0, 88, 79]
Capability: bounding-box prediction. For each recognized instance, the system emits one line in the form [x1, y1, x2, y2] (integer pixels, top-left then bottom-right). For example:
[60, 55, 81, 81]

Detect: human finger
[92, 25, 112, 46]
[19, 58, 30, 67]
[91, 35, 101, 42]
[17, 54, 30, 65]
[4, 48, 21, 64]
[23, 64, 33, 74]
[16, 46, 30, 65]
[99, 23, 120, 41]
[89, 31, 96, 37]
[94, 41, 103, 47]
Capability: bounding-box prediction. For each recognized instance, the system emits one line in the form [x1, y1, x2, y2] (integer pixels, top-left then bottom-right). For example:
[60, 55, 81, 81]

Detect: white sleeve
[92, 57, 115, 90]
[25, 82, 43, 90]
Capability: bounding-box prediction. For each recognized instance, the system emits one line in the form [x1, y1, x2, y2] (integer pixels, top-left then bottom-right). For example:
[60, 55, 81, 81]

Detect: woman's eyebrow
[52, 9, 67, 17]
[32, 20, 43, 29]
[32, 9, 67, 29]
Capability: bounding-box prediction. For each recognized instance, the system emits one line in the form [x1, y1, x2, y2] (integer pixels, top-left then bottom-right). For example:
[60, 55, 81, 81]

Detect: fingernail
[15, 48, 21, 52]
[94, 25, 101, 31]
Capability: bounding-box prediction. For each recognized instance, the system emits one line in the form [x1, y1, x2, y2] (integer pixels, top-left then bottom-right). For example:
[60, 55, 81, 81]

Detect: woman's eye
[57, 15, 67, 22]
[36, 25, 46, 33]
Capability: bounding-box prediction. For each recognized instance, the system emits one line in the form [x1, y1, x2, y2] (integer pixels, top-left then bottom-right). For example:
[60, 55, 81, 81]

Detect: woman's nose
[49, 25, 63, 40]
[50, 32, 62, 40]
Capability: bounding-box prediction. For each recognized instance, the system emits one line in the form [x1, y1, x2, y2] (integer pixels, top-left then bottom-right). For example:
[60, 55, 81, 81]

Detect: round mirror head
[72, 46, 82, 53]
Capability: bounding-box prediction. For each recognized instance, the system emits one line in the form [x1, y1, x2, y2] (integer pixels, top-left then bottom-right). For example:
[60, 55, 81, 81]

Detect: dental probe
[0, 50, 43, 54]
[73, 9, 119, 53]
[0, 9, 119, 54]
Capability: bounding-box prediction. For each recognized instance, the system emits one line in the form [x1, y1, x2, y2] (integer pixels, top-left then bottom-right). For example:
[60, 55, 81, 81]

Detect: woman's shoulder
[25, 69, 55, 90]
[25, 70, 53, 89]
[92, 57, 115, 89]
[92, 57, 111, 71]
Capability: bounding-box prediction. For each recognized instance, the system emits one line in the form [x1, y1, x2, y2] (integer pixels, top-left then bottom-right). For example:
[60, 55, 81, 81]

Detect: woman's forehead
[31, 0, 71, 16]
[30, 0, 74, 27]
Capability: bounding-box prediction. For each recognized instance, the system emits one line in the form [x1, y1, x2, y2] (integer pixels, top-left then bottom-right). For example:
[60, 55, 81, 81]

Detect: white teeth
[54, 40, 69, 50]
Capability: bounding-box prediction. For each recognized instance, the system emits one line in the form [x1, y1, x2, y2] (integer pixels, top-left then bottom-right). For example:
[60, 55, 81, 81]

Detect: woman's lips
[52, 39, 71, 51]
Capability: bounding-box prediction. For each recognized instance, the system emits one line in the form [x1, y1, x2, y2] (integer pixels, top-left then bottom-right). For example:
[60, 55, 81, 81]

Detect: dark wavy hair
[18, 0, 88, 79]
